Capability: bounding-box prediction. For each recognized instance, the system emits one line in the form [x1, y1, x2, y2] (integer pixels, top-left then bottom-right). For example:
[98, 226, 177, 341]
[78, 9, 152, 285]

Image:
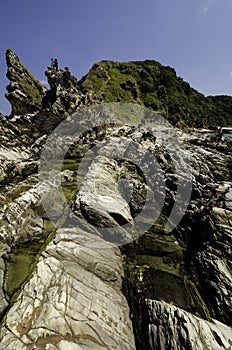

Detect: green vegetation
[4, 220, 56, 300]
[206, 95, 232, 126]
[5, 48, 46, 109]
[78, 59, 232, 128]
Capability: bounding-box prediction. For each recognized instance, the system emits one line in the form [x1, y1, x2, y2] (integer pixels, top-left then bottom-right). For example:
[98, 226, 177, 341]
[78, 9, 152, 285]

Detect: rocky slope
[0, 50, 231, 350]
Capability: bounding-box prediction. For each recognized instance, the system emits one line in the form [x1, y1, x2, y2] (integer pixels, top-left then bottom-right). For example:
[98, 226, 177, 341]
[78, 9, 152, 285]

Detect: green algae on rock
[5, 49, 47, 116]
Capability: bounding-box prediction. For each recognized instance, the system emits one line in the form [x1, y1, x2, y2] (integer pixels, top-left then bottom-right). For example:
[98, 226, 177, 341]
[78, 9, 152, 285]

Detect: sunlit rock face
[0, 51, 231, 349]
[0, 229, 135, 350]
[4, 49, 98, 133]
[5, 49, 47, 116]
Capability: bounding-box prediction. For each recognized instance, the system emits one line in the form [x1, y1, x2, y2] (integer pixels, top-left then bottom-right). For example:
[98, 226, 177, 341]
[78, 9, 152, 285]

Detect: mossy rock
[5, 49, 46, 114]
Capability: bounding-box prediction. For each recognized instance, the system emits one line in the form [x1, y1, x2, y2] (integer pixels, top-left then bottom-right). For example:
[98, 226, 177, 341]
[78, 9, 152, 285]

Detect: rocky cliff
[0, 50, 231, 350]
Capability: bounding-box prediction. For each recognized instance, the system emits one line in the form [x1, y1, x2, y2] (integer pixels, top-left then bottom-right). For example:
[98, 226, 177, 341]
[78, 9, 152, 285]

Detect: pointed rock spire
[5, 49, 47, 116]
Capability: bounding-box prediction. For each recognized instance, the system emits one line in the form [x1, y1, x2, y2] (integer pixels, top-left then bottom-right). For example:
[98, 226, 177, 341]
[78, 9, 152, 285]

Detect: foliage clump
[78, 59, 232, 128]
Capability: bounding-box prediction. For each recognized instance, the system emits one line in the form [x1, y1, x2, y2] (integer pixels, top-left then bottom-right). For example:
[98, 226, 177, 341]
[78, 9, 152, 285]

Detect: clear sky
[1, 0, 232, 115]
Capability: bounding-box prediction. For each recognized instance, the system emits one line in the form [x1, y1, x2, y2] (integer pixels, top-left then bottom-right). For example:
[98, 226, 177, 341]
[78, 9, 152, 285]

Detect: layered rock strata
[146, 299, 232, 350]
[0, 51, 231, 350]
[0, 228, 135, 350]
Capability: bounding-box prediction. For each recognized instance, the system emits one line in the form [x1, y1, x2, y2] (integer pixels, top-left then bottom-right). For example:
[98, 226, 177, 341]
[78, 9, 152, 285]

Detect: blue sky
[1, 0, 232, 115]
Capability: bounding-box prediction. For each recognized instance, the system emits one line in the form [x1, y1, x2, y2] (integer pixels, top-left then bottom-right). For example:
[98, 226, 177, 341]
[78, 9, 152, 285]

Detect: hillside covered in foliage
[78, 60, 232, 128]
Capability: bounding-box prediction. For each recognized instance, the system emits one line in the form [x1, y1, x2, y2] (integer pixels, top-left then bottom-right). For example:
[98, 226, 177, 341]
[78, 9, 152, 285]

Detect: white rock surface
[0, 227, 135, 350]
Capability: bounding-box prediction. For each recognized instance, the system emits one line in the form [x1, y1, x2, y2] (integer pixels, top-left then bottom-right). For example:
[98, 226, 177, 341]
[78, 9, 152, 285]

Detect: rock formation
[42, 66, 96, 116]
[5, 49, 47, 117]
[5, 50, 99, 133]
[0, 50, 231, 349]
[146, 300, 232, 349]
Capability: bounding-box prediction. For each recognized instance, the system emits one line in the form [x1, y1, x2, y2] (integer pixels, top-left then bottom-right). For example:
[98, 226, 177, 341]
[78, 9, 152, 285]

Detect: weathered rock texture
[0, 50, 231, 350]
[146, 299, 232, 350]
[43, 66, 96, 116]
[5, 50, 99, 133]
[5, 49, 47, 116]
[0, 229, 135, 350]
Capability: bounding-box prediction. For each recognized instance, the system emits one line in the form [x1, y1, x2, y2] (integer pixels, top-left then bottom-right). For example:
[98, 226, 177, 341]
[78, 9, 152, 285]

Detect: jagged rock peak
[5, 49, 47, 116]
[45, 65, 79, 90]
[42, 65, 84, 115]
[3, 50, 100, 134]
[42, 65, 101, 116]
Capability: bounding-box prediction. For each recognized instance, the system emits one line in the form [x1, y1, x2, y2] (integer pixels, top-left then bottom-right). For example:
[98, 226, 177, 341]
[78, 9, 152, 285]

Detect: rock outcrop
[4, 50, 98, 133]
[0, 51, 231, 350]
[42, 66, 96, 116]
[5, 49, 47, 116]
[146, 299, 232, 350]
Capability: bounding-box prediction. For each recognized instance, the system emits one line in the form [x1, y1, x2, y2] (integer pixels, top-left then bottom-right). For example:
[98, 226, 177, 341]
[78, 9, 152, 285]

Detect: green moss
[4, 219, 56, 301]
[4, 247, 37, 298]
[121, 224, 213, 349]
[5, 49, 46, 109]
[138, 255, 181, 274]
[16, 75, 44, 105]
